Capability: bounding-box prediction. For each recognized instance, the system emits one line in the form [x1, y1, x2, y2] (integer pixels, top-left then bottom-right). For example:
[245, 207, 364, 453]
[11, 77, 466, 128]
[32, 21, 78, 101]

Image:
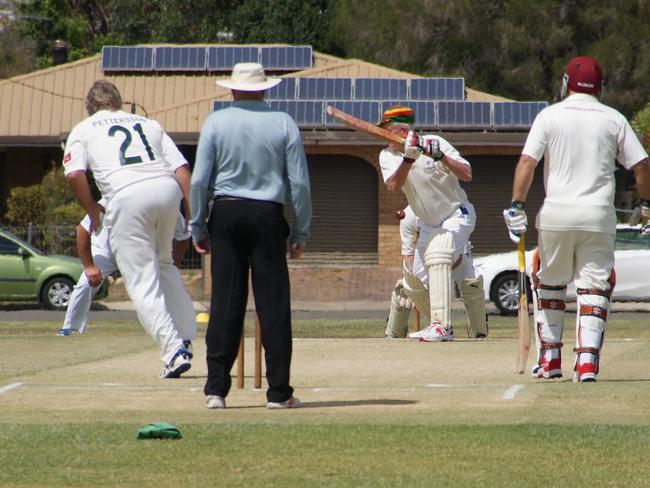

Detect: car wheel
[491, 273, 520, 316]
[41, 276, 75, 310]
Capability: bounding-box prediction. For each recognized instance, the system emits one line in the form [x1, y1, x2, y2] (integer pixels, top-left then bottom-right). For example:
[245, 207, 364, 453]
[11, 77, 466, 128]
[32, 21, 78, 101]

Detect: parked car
[0, 228, 107, 310]
[473, 226, 650, 315]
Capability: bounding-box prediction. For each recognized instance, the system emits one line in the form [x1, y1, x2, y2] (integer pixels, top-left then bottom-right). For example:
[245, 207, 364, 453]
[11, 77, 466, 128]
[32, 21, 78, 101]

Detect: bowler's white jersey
[63, 110, 188, 199]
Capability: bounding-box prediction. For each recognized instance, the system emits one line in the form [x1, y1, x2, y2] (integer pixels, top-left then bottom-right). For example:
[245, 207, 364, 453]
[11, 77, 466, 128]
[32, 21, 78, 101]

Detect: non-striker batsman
[504, 56, 650, 382]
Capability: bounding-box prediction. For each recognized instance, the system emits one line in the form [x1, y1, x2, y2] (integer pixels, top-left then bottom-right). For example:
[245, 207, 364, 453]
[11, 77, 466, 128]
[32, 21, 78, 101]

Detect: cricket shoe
[267, 396, 301, 409]
[205, 395, 226, 409]
[409, 322, 453, 342]
[159, 348, 192, 379]
[573, 353, 598, 383]
[532, 357, 562, 379]
[182, 340, 194, 358]
[56, 328, 71, 337]
[573, 362, 597, 383]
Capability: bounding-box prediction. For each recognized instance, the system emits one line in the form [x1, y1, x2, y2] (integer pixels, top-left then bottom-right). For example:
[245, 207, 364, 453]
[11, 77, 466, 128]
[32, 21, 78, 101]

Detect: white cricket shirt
[379, 135, 470, 226]
[523, 93, 648, 233]
[63, 110, 188, 199]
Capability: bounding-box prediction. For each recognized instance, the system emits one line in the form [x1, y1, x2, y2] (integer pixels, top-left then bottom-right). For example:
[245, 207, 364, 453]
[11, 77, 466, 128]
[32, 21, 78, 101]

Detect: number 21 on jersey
[108, 123, 155, 166]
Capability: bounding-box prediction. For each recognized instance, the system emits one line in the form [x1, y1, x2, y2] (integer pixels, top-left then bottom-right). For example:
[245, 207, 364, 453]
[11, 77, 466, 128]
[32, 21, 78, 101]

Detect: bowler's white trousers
[105, 176, 196, 365]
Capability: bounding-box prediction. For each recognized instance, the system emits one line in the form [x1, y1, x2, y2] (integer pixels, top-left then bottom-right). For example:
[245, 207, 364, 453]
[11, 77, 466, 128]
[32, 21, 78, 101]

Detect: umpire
[190, 63, 312, 409]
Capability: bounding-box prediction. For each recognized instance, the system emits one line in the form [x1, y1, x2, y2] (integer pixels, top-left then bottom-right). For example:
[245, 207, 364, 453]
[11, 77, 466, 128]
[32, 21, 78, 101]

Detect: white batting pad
[384, 279, 412, 338]
[424, 230, 454, 327]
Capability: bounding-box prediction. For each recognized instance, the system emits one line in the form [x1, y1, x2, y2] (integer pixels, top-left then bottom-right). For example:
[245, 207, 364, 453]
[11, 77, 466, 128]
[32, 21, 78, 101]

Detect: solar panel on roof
[354, 79, 408, 100]
[260, 46, 312, 70]
[268, 100, 323, 126]
[380, 101, 436, 127]
[154, 46, 206, 71]
[410, 78, 464, 101]
[324, 101, 381, 126]
[212, 100, 323, 126]
[207, 46, 259, 70]
[438, 101, 491, 128]
[267, 78, 297, 99]
[101, 46, 154, 71]
[298, 78, 352, 100]
[493, 101, 547, 127]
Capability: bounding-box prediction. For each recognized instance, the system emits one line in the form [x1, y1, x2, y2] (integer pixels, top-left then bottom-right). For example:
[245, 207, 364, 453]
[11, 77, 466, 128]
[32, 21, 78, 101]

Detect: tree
[232, 0, 343, 55]
[632, 102, 650, 151]
[0, 23, 37, 78]
[332, 0, 650, 117]
[4, 166, 83, 226]
[108, 0, 237, 44]
[16, 0, 115, 67]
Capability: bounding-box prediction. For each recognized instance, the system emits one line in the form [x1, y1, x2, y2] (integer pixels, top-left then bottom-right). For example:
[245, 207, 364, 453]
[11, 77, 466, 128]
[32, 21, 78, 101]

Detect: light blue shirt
[190, 100, 311, 245]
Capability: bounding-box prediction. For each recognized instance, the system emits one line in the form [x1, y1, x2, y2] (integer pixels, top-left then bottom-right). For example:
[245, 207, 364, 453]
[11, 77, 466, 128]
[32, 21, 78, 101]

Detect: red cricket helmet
[561, 56, 603, 97]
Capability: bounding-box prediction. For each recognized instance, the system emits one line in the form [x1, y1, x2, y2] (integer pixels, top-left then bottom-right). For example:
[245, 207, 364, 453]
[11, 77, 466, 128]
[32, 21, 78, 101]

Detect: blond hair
[85, 80, 122, 115]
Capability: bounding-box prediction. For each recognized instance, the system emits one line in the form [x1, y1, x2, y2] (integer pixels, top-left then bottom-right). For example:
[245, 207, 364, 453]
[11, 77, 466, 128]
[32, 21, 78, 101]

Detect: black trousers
[203, 198, 294, 403]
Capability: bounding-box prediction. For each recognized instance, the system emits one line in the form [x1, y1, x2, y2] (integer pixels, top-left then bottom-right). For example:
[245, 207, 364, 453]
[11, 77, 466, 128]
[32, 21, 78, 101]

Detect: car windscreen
[0, 230, 45, 256]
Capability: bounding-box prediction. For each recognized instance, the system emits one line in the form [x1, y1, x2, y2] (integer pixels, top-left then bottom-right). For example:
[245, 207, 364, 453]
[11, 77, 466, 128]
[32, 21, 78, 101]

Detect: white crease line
[0, 382, 24, 395]
[425, 384, 451, 388]
[503, 384, 524, 400]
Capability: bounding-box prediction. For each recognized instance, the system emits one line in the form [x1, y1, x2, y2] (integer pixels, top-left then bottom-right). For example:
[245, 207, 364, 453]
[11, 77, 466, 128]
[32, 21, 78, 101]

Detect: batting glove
[403, 130, 423, 160]
[503, 201, 527, 243]
[427, 138, 444, 161]
[395, 280, 413, 310]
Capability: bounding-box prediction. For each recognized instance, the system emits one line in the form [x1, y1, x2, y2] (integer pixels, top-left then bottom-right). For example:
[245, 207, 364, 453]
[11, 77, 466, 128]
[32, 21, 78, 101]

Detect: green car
[0, 228, 86, 310]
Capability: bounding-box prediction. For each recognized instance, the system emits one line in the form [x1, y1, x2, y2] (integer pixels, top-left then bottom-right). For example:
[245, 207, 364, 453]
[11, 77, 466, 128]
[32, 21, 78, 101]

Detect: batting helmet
[561, 56, 603, 98]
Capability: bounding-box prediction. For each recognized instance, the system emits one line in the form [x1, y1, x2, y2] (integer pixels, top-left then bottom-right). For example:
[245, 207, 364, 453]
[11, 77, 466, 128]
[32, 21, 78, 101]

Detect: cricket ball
[395, 209, 405, 220]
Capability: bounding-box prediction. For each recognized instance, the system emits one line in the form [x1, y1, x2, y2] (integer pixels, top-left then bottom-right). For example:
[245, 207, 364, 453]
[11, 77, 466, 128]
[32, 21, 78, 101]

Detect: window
[0, 236, 20, 255]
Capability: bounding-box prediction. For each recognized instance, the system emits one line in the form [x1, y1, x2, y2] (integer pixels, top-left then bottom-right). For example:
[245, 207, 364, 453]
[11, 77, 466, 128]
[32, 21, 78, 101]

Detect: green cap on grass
[136, 422, 182, 440]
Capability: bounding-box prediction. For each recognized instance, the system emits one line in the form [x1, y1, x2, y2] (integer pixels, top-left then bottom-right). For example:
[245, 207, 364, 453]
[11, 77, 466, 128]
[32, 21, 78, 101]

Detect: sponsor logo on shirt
[63, 153, 72, 165]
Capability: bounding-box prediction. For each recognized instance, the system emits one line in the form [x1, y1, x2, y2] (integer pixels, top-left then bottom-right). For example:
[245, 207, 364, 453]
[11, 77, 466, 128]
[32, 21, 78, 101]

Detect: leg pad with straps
[424, 230, 454, 329]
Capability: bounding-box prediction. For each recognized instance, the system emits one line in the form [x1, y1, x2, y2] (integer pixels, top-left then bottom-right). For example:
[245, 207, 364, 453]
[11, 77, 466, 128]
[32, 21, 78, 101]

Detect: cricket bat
[516, 234, 531, 374]
[326, 105, 405, 145]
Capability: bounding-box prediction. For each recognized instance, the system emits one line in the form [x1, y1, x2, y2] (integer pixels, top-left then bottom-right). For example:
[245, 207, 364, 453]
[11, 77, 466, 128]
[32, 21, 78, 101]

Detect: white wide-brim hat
[216, 62, 282, 91]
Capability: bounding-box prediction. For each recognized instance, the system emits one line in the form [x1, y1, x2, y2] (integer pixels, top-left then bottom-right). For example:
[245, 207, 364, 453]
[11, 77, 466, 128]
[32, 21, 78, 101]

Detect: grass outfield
[1, 315, 650, 487]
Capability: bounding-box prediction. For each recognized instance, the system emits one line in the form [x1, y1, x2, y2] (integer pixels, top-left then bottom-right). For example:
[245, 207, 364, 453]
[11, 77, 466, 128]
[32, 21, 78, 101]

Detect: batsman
[503, 56, 650, 382]
[378, 105, 487, 342]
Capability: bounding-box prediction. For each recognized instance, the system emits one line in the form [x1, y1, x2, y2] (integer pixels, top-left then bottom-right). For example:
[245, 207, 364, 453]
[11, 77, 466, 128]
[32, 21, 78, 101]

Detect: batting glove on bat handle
[403, 130, 423, 160]
[427, 138, 444, 161]
[503, 201, 527, 244]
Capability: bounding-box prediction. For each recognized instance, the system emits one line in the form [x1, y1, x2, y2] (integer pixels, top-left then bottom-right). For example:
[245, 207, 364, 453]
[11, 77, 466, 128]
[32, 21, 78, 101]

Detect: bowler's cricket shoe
[56, 328, 71, 337]
[159, 348, 192, 379]
[182, 340, 193, 358]
[416, 323, 454, 342]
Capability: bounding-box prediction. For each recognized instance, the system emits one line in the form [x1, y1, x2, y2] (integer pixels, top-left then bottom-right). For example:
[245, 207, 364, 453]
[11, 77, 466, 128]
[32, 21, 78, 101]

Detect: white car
[472, 226, 650, 315]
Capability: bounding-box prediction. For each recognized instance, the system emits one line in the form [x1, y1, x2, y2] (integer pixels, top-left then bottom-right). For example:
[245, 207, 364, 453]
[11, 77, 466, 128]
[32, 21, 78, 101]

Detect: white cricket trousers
[536, 230, 614, 289]
[105, 176, 196, 365]
[62, 253, 117, 333]
[412, 202, 477, 286]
